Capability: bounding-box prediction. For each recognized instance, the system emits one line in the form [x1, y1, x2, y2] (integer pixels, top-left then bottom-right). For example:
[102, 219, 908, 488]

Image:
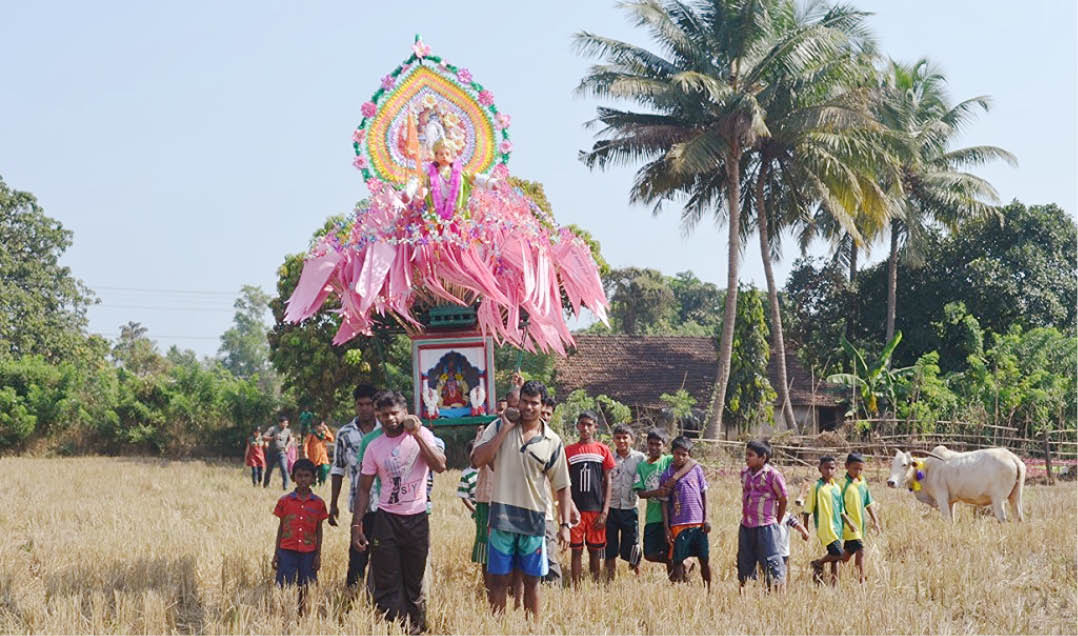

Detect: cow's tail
[1008, 453, 1026, 522]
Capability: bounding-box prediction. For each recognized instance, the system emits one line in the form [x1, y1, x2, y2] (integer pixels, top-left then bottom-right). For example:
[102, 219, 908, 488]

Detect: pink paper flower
[352, 129, 365, 144]
[366, 178, 383, 194]
[361, 101, 377, 118]
[493, 163, 509, 179]
[353, 156, 368, 170]
[412, 41, 431, 59]
[494, 112, 511, 129]
[381, 74, 395, 90]
[478, 90, 495, 106]
[456, 68, 473, 83]
[499, 140, 513, 154]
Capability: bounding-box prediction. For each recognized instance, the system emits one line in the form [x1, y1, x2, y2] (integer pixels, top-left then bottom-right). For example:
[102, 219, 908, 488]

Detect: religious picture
[412, 335, 494, 420]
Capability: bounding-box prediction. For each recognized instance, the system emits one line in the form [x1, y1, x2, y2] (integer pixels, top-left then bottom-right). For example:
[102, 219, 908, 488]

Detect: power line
[95, 304, 235, 312]
[92, 285, 238, 296]
[94, 332, 222, 341]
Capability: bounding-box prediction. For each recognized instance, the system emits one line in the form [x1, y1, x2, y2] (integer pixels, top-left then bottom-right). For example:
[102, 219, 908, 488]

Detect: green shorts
[471, 502, 489, 564]
[671, 525, 709, 564]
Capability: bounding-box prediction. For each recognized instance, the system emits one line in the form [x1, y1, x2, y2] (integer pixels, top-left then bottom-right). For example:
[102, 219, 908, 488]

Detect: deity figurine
[438, 363, 469, 408]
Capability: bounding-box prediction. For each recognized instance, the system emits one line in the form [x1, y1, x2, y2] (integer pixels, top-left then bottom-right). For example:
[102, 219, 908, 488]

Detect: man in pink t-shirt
[352, 391, 446, 633]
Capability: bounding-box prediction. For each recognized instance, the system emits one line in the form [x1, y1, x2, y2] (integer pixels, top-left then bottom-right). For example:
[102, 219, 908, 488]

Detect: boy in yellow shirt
[838, 453, 881, 583]
[802, 456, 854, 585]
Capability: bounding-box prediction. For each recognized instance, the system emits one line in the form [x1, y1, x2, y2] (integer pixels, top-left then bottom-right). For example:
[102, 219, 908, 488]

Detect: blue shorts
[275, 548, 317, 587]
[487, 528, 548, 578]
[737, 523, 785, 583]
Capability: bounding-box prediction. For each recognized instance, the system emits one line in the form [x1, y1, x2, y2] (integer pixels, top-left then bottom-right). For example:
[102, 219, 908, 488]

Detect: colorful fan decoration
[286, 37, 608, 355]
[351, 36, 510, 184]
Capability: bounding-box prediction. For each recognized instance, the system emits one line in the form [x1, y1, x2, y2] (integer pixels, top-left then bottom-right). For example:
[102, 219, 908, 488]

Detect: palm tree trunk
[755, 167, 797, 431]
[845, 237, 858, 339]
[706, 149, 742, 440]
[848, 239, 858, 285]
[886, 219, 899, 343]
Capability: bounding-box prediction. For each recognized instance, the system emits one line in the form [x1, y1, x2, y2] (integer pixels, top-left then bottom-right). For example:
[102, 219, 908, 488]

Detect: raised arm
[471, 418, 514, 468]
[410, 422, 446, 473]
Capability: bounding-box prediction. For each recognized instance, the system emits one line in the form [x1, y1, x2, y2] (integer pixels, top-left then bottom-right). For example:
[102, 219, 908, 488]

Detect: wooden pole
[1043, 428, 1055, 486]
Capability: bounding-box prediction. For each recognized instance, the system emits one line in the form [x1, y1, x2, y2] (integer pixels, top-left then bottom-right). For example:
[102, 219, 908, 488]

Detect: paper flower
[493, 163, 509, 179]
[352, 129, 365, 144]
[353, 156, 368, 170]
[412, 40, 431, 59]
[499, 140, 513, 154]
[361, 101, 377, 118]
[456, 68, 473, 83]
[422, 94, 438, 109]
[494, 112, 511, 129]
[381, 75, 396, 90]
[478, 90, 495, 106]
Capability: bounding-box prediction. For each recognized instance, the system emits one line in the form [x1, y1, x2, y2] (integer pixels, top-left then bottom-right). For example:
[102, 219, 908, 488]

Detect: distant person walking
[304, 422, 335, 486]
[263, 414, 294, 490]
[244, 427, 266, 486]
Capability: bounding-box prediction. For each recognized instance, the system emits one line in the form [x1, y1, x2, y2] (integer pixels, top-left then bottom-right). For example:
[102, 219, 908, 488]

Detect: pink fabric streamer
[284, 169, 609, 354]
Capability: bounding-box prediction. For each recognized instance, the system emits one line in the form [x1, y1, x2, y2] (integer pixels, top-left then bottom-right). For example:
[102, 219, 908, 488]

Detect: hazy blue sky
[2, 1, 1074, 357]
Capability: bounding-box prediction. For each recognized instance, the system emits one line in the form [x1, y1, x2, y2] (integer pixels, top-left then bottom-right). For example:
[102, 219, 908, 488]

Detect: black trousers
[346, 511, 377, 587]
[370, 510, 430, 631]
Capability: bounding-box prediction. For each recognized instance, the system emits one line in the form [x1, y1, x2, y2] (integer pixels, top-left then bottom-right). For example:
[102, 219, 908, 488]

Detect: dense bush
[0, 352, 279, 457]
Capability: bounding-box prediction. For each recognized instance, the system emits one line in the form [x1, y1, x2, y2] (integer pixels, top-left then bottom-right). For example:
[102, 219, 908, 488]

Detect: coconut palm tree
[878, 59, 1016, 342]
[576, 0, 883, 437]
[745, 2, 900, 429]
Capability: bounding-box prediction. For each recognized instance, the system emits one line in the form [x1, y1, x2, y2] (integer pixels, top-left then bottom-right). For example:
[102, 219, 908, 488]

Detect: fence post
[1043, 429, 1055, 486]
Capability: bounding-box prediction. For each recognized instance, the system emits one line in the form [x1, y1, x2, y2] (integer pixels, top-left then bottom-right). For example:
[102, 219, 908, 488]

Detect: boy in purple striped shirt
[737, 440, 789, 593]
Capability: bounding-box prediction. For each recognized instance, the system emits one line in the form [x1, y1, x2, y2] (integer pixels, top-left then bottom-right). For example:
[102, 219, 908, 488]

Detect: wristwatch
[559, 522, 572, 528]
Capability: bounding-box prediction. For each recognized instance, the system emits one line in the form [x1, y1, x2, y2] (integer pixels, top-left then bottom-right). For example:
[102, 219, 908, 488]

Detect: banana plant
[827, 332, 913, 417]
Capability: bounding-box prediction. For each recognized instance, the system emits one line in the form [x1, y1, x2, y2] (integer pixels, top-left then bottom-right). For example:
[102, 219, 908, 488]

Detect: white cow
[886, 445, 1026, 522]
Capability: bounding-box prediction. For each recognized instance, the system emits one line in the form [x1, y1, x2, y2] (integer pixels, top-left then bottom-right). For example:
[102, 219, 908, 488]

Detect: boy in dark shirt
[564, 410, 615, 585]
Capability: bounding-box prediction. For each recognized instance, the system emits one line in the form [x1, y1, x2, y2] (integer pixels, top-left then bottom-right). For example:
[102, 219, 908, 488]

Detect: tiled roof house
[555, 335, 844, 433]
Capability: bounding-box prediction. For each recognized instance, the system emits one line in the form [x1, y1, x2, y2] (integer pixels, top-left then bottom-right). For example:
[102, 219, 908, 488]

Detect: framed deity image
[411, 332, 495, 421]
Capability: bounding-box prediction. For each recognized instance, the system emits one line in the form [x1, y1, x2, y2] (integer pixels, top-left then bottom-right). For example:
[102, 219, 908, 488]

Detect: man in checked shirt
[328, 384, 380, 588]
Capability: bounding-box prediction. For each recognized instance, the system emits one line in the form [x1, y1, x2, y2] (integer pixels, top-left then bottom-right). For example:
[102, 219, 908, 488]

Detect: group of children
[457, 409, 882, 593]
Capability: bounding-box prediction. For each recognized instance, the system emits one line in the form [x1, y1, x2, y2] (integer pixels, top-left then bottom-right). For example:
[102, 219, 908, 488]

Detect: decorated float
[285, 37, 608, 429]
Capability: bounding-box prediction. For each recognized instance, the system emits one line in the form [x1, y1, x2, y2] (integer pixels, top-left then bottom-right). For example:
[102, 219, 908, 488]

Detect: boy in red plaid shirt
[273, 458, 328, 611]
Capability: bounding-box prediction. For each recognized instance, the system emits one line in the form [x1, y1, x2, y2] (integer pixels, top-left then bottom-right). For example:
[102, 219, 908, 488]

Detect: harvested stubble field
[0, 456, 1074, 635]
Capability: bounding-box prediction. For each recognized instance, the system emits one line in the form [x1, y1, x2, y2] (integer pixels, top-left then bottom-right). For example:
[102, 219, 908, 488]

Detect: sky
[2, 1, 1075, 358]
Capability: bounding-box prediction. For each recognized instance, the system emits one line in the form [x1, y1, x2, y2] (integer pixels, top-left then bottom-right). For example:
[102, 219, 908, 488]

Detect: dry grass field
[0, 455, 1074, 634]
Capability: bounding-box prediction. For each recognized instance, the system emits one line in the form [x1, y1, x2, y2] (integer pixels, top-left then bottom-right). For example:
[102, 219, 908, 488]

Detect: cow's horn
[911, 450, 946, 461]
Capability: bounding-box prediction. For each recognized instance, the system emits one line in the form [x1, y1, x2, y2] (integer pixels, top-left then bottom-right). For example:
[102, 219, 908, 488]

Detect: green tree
[668, 271, 723, 332]
[723, 285, 776, 434]
[577, 0, 882, 436]
[877, 59, 1016, 342]
[0, 176, 96, 361]
[827, 332, 910, 419]
[111, 322, 168, 377]
[850, 201, 1076, 365]
[746, 4, 894, 429]
[219, 285, 275, 381]
[604, 267, 677, 335]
